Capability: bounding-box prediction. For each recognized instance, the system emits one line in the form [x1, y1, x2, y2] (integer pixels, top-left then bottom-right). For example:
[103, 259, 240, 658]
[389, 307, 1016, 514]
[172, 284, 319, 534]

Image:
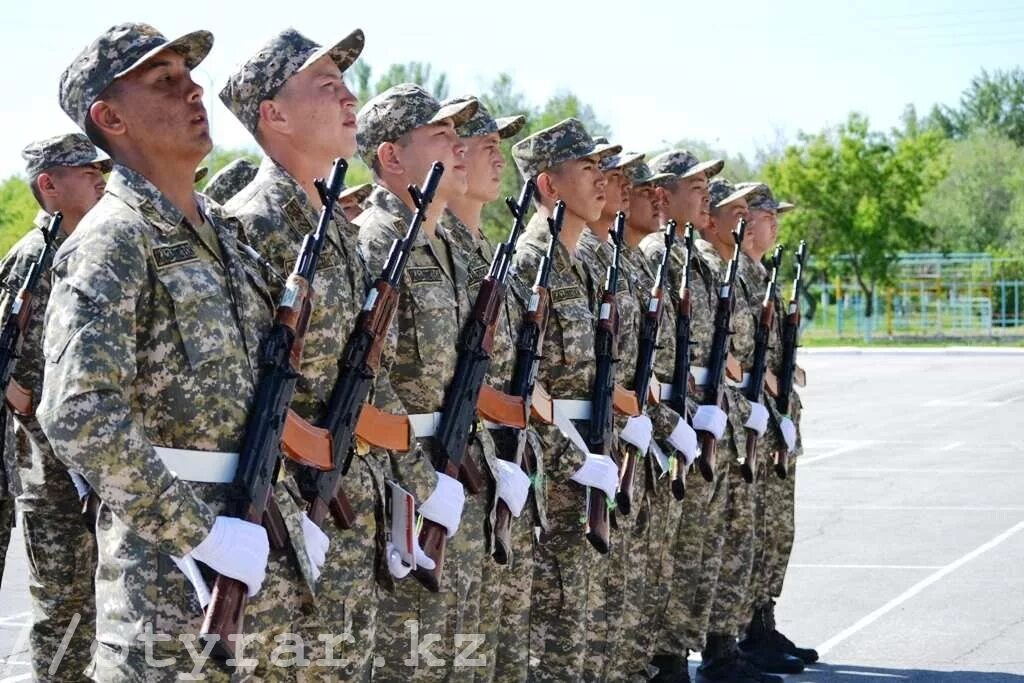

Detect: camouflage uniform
[0, 134, 113, 680]
[43, 24, 311, 680]
[203, 158, 258, 205]
[355, 83, 481, 682]
[508, 118, 620, 682]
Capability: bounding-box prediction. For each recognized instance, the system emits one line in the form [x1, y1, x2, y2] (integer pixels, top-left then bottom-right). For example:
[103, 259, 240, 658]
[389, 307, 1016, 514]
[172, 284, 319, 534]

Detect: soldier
[338, 182, 372, 222]
[734, 184, 818, 670]
[354, 83, 478, 681]
[435, 95, 535, 683]
[41, 23, 322, 679]
[0, 133, 109, 680]
[203, 157, 258, 205]
[508, 117, 621, 681]
[219, 27, 392, 679]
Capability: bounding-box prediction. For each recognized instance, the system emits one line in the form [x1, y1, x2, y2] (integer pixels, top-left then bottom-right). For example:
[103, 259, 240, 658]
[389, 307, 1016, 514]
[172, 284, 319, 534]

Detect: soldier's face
[108, 50, 211, 162]
[746, 208, 778, 253]
[601, 169, 629, 217]
[45, 164, 106, 227]
[627, 184, 660, 235]
[710, 200, 749, 245]
[404, 121, 467, 200]
[463, 133, 504, 203]
[549, 156, 607, 224]
[273, 55, 358, 160]
[664, 175, 710, 229]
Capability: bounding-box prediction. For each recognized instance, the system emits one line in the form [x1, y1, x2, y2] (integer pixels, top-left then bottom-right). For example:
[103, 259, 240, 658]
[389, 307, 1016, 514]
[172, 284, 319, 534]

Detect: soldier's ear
[376, 141, 403, 177]
[89, 100, 126, 141]
[35, 172, 59, 202]
[258, 99, 288, 135]
[535, 171, 558, 202]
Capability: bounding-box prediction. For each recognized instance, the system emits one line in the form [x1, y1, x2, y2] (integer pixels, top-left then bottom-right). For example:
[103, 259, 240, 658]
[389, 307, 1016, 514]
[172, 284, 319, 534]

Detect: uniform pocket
[553, 300, 594, 367]
[155, 262, 240, 370]
[408, 278, 458, 365]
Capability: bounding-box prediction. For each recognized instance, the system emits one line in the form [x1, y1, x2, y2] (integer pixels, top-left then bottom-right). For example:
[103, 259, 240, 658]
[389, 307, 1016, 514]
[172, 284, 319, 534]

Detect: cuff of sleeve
[153, 478, 217, 557]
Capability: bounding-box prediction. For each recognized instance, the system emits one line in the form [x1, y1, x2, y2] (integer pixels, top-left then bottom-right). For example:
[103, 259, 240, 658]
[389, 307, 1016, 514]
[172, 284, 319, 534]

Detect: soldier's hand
[668, 417, 699, 465]
[190, 516, 270, 597]
[779, 416, 798, 453]
[619, 415, 654, 453]
[418, 473, 466, 538]
[301, 512, 330, 582]
[495, 459, 531, 517]
[693, 405, 728, 440]
[745, 402, 769, 437]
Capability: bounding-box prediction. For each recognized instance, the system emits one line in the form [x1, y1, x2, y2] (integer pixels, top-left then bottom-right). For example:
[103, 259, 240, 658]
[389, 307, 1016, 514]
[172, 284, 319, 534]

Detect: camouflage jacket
[510, 214, 595, 529]
[36, 164, 287, 558]
[0, 211, 78, 510]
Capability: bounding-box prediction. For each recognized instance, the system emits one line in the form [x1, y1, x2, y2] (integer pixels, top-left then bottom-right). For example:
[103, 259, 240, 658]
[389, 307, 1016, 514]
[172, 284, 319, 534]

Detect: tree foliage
[929, 68, 1024, 146]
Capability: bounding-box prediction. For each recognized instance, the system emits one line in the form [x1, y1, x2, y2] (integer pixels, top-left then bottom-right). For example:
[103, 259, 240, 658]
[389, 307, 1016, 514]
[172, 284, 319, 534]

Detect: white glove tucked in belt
[779, 416, 798, 453]
[418, 472, 466, 538]
[668, 417, 699, 465]
[301, 513, 330, 582]
[188, 516, 270, 598]
[570, 453, 619, 499]
[619, 415, 653, 454]
[386, 537, 436, 579]
[495, 459, 531, 517]
[692, 405, 728, 440]
[745, 402, 769, 437]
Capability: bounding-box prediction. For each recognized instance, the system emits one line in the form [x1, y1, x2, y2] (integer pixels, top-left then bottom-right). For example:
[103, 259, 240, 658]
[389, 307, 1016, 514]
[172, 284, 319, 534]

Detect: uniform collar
[106, 164, 202, 233]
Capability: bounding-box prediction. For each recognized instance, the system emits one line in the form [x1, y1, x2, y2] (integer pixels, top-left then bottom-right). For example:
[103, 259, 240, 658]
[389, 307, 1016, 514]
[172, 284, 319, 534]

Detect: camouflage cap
[21, 133, 113, 179]
[739, 182, 797, 215]
[59, 23, 213, 132]
[339, 182, 373, 204]
[593, 138, 645, 172]
[203, 158, 258, 204]
[357, 83, 478, 168]
[709, 178, 765, 210]
[511, 118, 621, 180]
[219, 28, 365, 134]
[648, 150, 724, 180]
[625, 161, 675, 187]
[444, 96, 526, 139]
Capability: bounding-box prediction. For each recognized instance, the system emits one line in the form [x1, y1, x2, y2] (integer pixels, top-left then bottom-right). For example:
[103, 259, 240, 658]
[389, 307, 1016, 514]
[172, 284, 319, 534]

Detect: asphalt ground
[1, 348, 1023, 681]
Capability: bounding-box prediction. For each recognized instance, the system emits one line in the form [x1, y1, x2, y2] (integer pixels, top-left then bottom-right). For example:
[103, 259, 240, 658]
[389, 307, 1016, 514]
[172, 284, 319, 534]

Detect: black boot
[697, 634, 760, 683]
[650, 652, 690, 682]
[739, 604, 805, 674]
[764, 599, 819, 664]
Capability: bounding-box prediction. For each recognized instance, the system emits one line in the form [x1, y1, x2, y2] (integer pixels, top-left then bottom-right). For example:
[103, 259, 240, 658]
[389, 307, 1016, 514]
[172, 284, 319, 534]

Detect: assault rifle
[775, 240, 807, 479]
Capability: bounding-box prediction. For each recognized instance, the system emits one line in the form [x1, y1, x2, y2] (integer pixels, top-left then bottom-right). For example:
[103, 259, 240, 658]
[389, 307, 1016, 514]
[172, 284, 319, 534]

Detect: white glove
[692, 405, 728, 440]
[190, 516, 270, 598]
[570, 453, 619, 499]
[418, 472, 466, 538]
[171, 554, 212, 608]
[668, 417, 699, 466]
[495, 459, 531, 518]
[385, 537, 436, 579]
[779, 416, 798, 453]
[619, 415, 653, 454]
[301, 513, 330, 583]
[745, 402, 769, 437]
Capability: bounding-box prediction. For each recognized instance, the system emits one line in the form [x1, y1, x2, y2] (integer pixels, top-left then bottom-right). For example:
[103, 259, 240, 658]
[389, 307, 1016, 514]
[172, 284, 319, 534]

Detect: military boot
[696, 633, 760, 683]
[739, 603, 805, 673]
[764, 599, 819, 664]
[650, 652, 690, 682]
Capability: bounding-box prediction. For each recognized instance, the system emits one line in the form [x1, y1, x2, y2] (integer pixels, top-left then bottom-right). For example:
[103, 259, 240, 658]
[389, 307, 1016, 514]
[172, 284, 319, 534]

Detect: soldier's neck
[382, 178, 445, 238]
[539, 202, 585, 253]
[447, 196, 484, 238]
[592, 213, 616, 241]
[118, 153, 203, 226]
[624, 223, 647, 248]
[743, 245, 765, 262]
[271, 147, 333, 210]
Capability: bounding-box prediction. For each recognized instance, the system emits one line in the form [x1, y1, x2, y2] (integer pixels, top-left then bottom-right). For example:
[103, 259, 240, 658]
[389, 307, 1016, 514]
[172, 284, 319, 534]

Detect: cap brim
[633, 171, 675, 187]
[193, 166, 209, 183]
[496, 115, 526, 139]
[430, 97, 479, 127]
[92, 153, 114, 174]
[590, 141, 623, 161]
[777, 201, 796, 214]
[340, 183, 373, 203]
[717, 183, 763, 208]
[681, 158, 724, 179]
[301, 28, 365, 75]
[115, 29, 214, 80]
[605, 151, 645, 171]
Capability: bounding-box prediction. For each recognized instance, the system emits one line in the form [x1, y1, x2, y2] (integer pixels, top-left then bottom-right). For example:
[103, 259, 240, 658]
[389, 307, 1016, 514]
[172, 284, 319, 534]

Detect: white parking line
[939, 441, 964, 451]
[0, 613, 29, 626]
[800, 441, 875, 466]
[815, 518, 1024, 657]
[808, 468, 1024, 474]
[801, 504, 1024, 512]
[790, 564, 943, 570]
[0, 674, 32, 683]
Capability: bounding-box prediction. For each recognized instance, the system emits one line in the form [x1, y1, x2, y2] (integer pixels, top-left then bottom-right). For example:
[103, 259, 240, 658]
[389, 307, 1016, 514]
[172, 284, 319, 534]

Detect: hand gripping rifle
[492, 199, 565, 565]
[200, 159, 347, 658]
[774, 240, 807, 479]
[668, 223, 695, 500]
[618, 219, 676, 514]
[411, 179, 535, 591]
[741, 246, 783, 483]
[694, 219, 746, 483]
[585, 212, 626, 555]
[0, 212, 63, 462]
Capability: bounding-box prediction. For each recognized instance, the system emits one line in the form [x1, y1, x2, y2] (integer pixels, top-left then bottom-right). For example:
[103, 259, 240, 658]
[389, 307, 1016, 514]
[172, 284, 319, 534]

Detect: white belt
[551, 399, 593, 455]
[408, 412, 443, 439]
[155, 447, 239, 484]
[726, 372, 751, 390]
[654, 366, 710, 402]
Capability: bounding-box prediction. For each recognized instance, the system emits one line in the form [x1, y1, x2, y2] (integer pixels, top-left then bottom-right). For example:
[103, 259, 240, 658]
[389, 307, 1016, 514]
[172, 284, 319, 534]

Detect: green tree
[372, 62, 449, 100]
[929, 68, 1024, 146]
[196, 146, 261, 190]
[763, 113, 947, 316]
[0, 176, 40, 258]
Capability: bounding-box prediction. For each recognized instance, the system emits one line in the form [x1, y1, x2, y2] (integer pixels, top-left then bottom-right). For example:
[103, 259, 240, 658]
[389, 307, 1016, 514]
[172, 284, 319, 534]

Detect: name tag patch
[408, 266, 443, 285]
[153, 242, 198, 269]
[551, 286, 584, 304]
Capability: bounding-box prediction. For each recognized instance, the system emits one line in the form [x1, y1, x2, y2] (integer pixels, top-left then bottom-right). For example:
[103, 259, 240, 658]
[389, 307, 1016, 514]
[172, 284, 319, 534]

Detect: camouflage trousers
[528, 505, 597, 683]
[704, 456, 755, 638]
[764, 456, 797, 599]
[655, 449, 731, 656]
[476, 499, 535, 683]
[0, 496, 13, 581]
[87, 487, 306, 682]
[19, 503, 97, 681]
[373, 486, 489, 682]
[298, 456, 381, 681]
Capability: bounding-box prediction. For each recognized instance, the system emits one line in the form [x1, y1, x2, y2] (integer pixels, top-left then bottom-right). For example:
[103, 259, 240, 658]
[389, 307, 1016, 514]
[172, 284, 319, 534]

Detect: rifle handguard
[5, 379, 33, 416]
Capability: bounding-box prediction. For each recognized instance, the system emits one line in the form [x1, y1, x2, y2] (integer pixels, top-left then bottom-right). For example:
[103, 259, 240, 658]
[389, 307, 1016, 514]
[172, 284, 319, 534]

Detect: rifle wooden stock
[355, 404, 412, 451]
[586, 488, 611, 554]
[531, 384, 554, 424]
[726, 354, 743, 383]
[616, 443, 639, 515]
[5, 380, 32, 416]
[764, 369, 779, 398]
[410, 458, 460, 592]
[491, 438, 534, 565]
[742, 430, 758, 484]
[697, 429, 717, 482]
[670, 457, 687, 501]
[477, 384, 528, 429]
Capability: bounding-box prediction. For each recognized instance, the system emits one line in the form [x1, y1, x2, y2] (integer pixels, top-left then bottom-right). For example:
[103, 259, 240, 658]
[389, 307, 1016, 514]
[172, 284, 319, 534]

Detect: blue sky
[2, 0, 1022, 177]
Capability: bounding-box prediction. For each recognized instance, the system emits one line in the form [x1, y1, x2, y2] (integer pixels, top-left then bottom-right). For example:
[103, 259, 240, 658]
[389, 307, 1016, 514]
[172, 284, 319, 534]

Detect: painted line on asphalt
[808, 467, 1024, 474]
[801, 504, 1024, 511]
[815, 518, 1024, 657]
[0, 674, 32, 683]
[939, 441, 963, 451]
[800, 441, 875, 466]
[791, 563, 943, 570]
[0, 614, 29, 626]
